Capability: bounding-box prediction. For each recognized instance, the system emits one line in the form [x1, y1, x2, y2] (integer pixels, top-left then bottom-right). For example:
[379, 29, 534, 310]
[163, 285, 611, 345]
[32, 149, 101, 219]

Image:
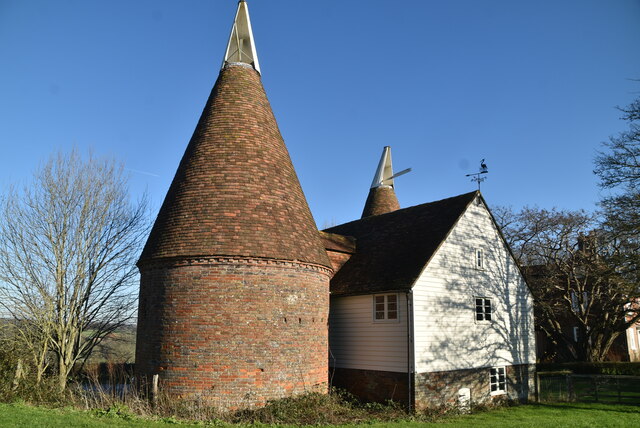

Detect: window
[475, 249, 484, 269]
[570, 291, 588, 313]
[374, 294, 398, 321]
[490, 366, 506, 395]
[573, 326, 580, 342]
[630, 328, 638, 351]
[475, 297, 492, 321]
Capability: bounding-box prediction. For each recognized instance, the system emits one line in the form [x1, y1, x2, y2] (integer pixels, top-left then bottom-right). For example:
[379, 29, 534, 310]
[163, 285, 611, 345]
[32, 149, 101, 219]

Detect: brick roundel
[140, 64, 330, 268]
[135, 259, 330, 408]
[136, 63, 332, 408]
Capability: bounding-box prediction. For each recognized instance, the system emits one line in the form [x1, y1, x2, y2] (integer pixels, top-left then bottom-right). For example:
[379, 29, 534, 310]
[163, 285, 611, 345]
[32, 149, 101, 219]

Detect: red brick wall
[135, 257, 331, 409]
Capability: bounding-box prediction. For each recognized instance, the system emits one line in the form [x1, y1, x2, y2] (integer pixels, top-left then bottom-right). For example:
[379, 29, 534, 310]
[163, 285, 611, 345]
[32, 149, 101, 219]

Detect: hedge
[537, 362, 640, 376]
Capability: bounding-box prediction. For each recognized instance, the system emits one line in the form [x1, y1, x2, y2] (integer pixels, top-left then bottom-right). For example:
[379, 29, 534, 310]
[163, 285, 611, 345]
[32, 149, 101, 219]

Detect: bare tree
[594, 96, 640, 190]
[0, 150, 149, 390]
[594, 95, 640, 240]
[497, 206, 640, 362]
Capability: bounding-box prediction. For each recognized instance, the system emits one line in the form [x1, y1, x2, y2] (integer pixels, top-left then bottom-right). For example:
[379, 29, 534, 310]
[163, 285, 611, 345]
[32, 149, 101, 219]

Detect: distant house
[625, 303, 640, 362]
[524, 236, 639, 363]
[323, 148, 536, 410]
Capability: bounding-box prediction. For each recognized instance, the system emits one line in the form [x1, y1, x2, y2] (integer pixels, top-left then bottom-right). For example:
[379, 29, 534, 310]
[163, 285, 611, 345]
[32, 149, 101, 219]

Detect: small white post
[152, 374, 159, 405]
[458, 387, 471, 413]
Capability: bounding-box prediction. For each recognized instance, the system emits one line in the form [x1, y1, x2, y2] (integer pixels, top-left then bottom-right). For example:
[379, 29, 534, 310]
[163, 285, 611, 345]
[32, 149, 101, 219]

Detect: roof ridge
[328, 191, 479, 231]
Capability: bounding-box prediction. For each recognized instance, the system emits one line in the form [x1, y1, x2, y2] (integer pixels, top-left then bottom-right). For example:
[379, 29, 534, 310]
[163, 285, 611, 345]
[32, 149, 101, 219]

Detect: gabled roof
[325, 191, 478, 295]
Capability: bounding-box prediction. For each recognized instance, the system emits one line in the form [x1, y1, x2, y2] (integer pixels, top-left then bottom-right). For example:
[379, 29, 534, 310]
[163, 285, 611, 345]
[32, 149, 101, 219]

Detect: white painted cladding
[413, 198, 536, 373]
[329, 293, 408, 372]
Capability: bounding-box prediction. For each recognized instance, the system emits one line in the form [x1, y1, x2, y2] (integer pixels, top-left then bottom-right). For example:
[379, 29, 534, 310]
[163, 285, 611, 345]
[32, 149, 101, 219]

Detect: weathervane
[466, 159, 488, 190]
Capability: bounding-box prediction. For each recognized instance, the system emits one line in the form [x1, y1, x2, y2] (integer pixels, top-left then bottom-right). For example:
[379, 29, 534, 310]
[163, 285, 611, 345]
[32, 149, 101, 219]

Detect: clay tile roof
[324, 191, 478, 295]
[319, 231, 356, 254]
[140, 64, 330, 268]
[361, 186, 400, 218]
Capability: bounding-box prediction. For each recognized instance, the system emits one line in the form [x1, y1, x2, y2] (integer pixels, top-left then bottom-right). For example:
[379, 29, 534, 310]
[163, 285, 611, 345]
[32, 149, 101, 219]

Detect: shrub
[230, 390, 409, 425]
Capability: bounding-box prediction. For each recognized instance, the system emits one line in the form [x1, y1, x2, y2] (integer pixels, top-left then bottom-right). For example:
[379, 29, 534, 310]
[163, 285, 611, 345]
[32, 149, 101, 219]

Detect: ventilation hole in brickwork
[283, 317, 287, 323]
[298, 318, 302, 324]
[312, 317, 315, 323]
[259, 368, 264, 372]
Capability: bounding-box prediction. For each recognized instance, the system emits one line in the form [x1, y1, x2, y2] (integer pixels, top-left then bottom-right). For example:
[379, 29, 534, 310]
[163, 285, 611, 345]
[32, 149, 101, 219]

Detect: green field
[0, 402, 638, 427]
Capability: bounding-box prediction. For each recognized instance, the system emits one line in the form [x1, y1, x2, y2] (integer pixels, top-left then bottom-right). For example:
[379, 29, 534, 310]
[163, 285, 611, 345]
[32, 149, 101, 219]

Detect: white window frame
[475, 297, 493, 322]
[490, 366, 507, 396]
[475, 248, 484, 269]
[373, 294, 399, 322]
[570, 291, 589, 313]
[629, 328, 638, 351]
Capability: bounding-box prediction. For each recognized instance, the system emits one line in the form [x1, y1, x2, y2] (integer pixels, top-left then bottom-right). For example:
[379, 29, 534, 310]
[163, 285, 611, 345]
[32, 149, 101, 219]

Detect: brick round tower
[135, 1, 332, 409]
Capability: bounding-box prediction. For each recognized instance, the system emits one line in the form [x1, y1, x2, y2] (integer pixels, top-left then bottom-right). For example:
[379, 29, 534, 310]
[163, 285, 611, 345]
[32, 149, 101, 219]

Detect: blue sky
[1, 0, 639, 228]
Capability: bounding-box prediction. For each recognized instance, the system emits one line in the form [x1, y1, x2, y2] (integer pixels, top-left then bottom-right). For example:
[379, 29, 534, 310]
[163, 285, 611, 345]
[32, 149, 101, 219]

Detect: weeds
[0, 359, 518, 426]
[229, 390, 404, 425]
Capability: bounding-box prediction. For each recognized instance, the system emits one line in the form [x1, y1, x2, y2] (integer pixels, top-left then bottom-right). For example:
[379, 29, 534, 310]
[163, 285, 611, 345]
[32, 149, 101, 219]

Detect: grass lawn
[0, 402, 638, 427]
[0, 402, 173, 427]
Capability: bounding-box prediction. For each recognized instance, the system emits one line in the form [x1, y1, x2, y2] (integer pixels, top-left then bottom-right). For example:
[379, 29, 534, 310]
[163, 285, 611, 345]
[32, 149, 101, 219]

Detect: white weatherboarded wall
[329, 294, 408, 372]
[412, 197, 536, 373]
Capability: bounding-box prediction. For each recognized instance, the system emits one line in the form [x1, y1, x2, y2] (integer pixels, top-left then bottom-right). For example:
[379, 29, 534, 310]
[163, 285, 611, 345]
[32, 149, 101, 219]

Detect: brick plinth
[135, 257, 331, 409]
[329, 367, 410, 407]
[414, 364, 536, 410]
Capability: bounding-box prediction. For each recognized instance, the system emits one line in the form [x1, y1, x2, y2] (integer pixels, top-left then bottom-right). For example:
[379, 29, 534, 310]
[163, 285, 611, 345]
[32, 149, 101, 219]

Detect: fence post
[12, 359, 23, 391]
[152, 374, 159, 407]
[593, 377, 599, 402]
[536, 372, 540, 402]
[566, 374, 574, 402]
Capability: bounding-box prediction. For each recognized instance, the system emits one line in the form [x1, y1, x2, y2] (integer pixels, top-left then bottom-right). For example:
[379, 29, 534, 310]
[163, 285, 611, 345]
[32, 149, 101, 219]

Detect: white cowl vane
[222, 0, 261, 73]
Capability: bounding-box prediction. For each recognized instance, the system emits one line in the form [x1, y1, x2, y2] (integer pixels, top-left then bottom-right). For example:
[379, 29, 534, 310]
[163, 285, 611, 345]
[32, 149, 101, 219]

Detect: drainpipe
[407, 290, 414, 412]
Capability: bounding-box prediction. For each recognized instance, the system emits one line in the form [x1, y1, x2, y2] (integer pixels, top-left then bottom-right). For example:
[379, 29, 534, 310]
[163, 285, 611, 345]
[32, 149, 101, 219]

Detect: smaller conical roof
[222, 0, 260, 73]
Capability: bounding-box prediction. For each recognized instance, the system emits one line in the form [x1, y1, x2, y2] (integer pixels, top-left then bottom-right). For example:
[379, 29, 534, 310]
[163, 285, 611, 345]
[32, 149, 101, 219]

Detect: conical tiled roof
[140, 63, 330, 267]
[361, 186, 400, 218]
